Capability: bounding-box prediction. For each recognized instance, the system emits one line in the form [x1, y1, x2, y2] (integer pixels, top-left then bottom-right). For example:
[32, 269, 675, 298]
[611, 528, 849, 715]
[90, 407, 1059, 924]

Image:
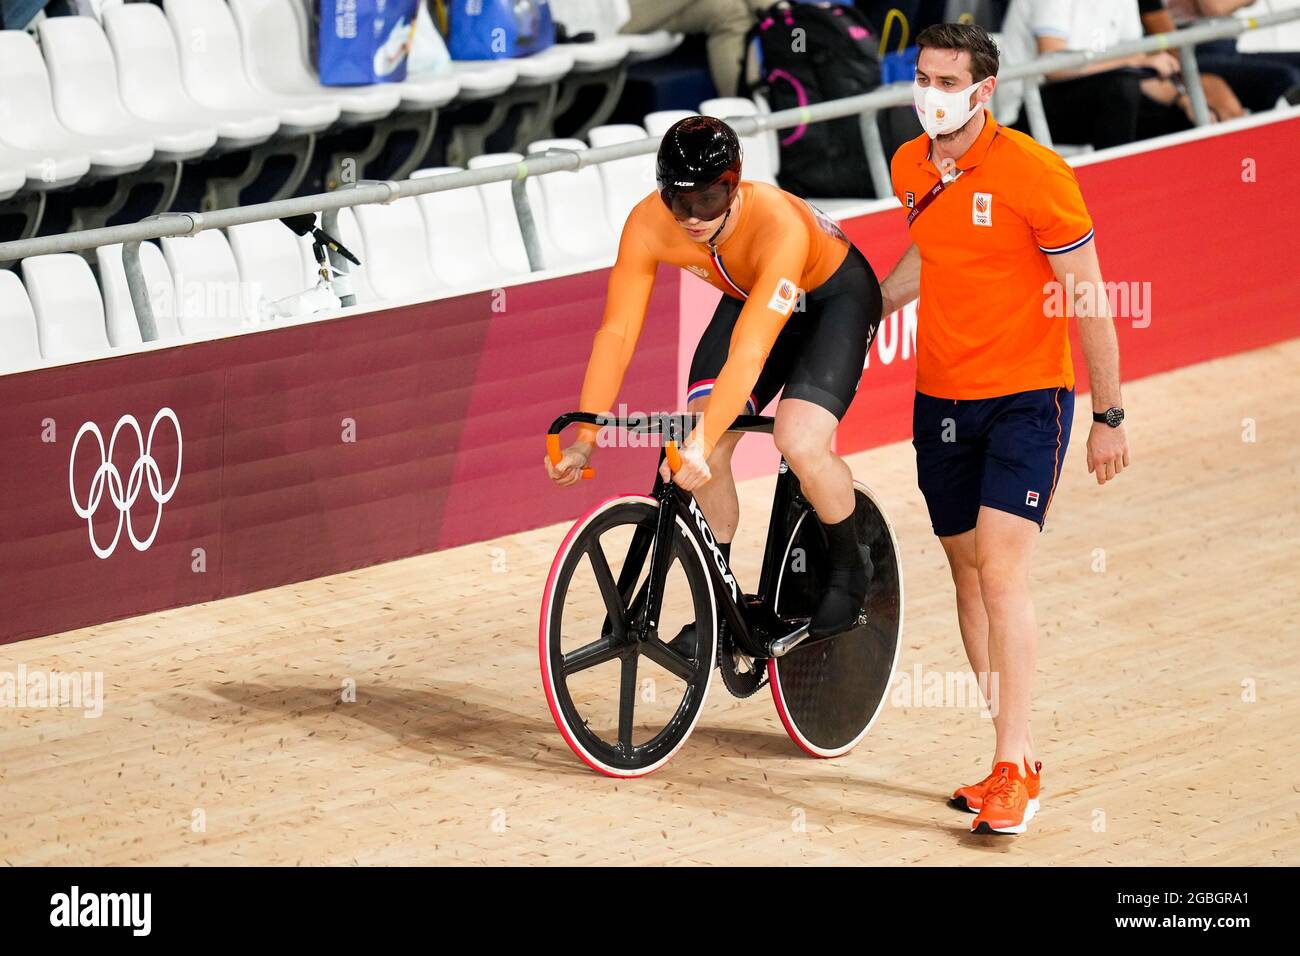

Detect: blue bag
[448, 0, 555, 61]
[319, 0, 420, 86]
[878, 8, 918, 85]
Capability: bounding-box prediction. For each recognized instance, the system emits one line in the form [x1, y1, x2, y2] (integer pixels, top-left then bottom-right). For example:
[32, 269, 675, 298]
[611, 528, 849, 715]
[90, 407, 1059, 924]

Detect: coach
[880, 23, 1131, 836]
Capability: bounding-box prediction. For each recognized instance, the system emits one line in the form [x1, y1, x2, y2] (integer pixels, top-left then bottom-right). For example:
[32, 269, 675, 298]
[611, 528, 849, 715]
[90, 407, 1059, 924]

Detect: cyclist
[544, 116, 884, 640]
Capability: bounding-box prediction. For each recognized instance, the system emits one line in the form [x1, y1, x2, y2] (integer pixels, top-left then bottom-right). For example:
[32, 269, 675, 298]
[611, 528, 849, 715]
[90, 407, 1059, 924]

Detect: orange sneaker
[949, 769, 1000, 813]
[970, 761, 1037, 835]
[950, 759, 1041, 814]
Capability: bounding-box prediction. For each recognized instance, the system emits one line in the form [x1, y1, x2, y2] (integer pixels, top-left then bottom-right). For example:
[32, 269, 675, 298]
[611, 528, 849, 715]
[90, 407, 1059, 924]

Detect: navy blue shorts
[913, 387, 1074, 537]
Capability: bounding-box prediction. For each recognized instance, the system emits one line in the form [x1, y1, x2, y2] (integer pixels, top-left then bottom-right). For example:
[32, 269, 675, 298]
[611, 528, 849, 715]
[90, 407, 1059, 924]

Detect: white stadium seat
[512, 46, 576, 87]
[700, 97, 778, 186]
[227, 221, 320, 319]
[0, 31, 152, 179]
[449, 60, 519, 101]
[466, 153, 532, 276]
[21, 254, 112, 362]
[545, 1, 631, 69]
[104, 3, 280, 152]
[547, 0, 682, 62]
[161, 230, 249, 337]
[411, 167, 513, 289]
[0, 138, 89, 193]
[163, 0, 340, 135]
[38, 16, 218, 164]
[0, 270, 43, 374]
[587, 124, 656, 232]
[622, 32, 684, 62]
[644, 110, 696, 138]
[96, 242, 182, 347]
[396, 70, 461, 112]
[0, 157, 26, 202]
[352, 199, 444, 301]
[227, 0, 401, 125]
[527, 138, 617, 262]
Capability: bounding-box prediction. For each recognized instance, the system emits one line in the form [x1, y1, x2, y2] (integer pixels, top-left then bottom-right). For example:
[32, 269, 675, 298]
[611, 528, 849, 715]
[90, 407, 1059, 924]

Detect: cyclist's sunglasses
[659, 171, 738, 223]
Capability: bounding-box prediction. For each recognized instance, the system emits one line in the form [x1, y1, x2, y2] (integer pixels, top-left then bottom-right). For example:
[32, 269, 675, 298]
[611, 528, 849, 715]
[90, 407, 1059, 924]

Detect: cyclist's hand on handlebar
[545, 441, 594, 487]
[659, 439, 710, 491]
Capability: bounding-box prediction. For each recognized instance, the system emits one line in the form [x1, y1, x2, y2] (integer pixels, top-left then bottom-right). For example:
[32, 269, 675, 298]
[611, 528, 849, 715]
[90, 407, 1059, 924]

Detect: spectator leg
[1195, 39, 1300, 112]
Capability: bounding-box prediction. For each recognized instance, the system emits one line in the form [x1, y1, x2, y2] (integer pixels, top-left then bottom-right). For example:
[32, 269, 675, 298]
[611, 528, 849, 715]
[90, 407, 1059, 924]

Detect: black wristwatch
[1093, 407, 1125, 428]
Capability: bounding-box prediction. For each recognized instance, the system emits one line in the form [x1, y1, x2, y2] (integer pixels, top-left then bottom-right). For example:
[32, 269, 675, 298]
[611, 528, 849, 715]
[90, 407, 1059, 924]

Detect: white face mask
[912, 80, 984, 138]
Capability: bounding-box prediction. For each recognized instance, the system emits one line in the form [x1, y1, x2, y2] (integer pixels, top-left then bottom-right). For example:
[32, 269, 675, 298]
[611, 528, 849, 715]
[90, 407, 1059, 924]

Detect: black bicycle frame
[548, 412, 817, 660]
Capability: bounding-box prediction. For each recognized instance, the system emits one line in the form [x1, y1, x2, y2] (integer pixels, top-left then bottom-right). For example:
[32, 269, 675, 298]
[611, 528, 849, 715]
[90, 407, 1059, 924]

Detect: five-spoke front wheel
[540, 496, 718, 777]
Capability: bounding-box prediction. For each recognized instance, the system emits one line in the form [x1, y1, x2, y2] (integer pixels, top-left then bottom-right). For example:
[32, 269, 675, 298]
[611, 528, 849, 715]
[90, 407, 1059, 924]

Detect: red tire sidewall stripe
[767, 659, 834, 758]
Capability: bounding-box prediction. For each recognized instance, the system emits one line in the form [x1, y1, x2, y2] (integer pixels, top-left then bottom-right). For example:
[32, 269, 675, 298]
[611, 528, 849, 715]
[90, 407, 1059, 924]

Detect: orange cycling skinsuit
[575, 179, 880, 458]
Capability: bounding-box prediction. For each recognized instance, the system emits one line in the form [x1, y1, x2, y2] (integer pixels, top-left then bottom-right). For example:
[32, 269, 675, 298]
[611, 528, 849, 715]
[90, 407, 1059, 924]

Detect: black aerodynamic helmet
[656, 115, 744, 222]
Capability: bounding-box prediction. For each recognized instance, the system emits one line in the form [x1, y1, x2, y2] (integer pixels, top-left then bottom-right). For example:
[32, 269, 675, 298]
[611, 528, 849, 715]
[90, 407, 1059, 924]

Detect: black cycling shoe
[666, 623, 698, 659]
[809, 550, 872, 638]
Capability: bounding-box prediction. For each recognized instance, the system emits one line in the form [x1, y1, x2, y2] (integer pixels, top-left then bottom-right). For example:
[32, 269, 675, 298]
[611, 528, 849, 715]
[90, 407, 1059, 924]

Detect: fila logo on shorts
[1025, 490, 1040, 508]
[767, 278, 800, 316]
[972, 192, 992, 227]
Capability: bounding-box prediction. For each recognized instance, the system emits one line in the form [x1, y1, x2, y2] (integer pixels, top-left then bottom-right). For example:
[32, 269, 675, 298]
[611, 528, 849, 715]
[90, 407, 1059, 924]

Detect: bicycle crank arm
[767, 622, 810, 658]
[767, 609, 872, 658]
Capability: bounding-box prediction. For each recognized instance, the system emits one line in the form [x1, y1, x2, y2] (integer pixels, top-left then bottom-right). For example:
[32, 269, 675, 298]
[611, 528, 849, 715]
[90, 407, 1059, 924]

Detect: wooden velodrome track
[2, 340, 1296, 866]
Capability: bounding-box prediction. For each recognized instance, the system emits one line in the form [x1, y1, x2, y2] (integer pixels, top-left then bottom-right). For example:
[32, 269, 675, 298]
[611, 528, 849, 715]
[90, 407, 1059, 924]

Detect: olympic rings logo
[68, 408, 183, 559]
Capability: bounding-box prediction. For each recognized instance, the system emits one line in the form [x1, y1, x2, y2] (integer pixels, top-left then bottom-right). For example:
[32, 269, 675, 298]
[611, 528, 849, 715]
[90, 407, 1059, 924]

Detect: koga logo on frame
[69, 408, 182, 559]
[49, 886, 151, 936]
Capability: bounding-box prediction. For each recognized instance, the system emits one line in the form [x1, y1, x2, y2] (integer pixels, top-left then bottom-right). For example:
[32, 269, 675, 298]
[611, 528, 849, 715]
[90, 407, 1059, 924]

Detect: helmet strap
[706, 205, 733, 247]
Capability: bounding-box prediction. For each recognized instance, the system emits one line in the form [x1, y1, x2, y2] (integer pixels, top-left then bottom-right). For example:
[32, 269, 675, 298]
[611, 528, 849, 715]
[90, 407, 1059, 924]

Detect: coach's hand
[545, 441, 594, 487]
[660, 439, 710, 491]
[1086, 422, 1130, 485]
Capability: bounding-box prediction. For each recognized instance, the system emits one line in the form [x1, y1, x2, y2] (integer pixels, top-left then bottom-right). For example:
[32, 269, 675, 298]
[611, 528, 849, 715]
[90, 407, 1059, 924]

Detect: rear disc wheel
[768, 481, 904, 757]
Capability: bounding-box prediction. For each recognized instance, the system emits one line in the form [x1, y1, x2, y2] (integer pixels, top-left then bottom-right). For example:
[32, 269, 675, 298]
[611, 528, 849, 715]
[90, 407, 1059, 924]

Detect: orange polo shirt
[891, 111, 1094, 399]
[576, 181, 849, 456]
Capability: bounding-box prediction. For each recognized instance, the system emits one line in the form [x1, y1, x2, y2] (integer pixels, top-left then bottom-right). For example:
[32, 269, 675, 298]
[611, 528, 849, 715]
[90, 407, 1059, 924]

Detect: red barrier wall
[0, 267, 679, 644]
[2, 114, 1296, 644]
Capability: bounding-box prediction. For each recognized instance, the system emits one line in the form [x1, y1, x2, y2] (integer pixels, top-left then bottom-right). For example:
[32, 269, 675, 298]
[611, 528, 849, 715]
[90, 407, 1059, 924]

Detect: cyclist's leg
[773, 399, 854, 521]
[775, 244, 882, 634]
[777, 243, 881, 517]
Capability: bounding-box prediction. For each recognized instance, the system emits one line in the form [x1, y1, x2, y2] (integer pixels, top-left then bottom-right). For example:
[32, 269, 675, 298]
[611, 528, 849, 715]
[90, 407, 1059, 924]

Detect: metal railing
[0, 10, 1296, 340]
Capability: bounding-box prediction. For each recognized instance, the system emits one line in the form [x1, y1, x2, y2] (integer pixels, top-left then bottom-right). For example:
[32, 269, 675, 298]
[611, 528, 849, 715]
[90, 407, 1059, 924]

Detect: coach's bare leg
[974, 506, 1041, 768]
[771, 398, 855, 521]
[685, 396, 743, 543]
[940, 530, 994, 705]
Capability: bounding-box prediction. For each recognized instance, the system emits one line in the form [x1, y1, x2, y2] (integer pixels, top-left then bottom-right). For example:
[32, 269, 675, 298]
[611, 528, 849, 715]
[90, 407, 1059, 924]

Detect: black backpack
[741, 2, 882, 198]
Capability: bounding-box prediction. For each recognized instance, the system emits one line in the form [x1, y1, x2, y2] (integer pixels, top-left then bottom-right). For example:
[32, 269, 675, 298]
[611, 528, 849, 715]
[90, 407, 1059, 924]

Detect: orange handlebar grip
[546, 433, 594, 480]
[665, 440, 683, 474]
